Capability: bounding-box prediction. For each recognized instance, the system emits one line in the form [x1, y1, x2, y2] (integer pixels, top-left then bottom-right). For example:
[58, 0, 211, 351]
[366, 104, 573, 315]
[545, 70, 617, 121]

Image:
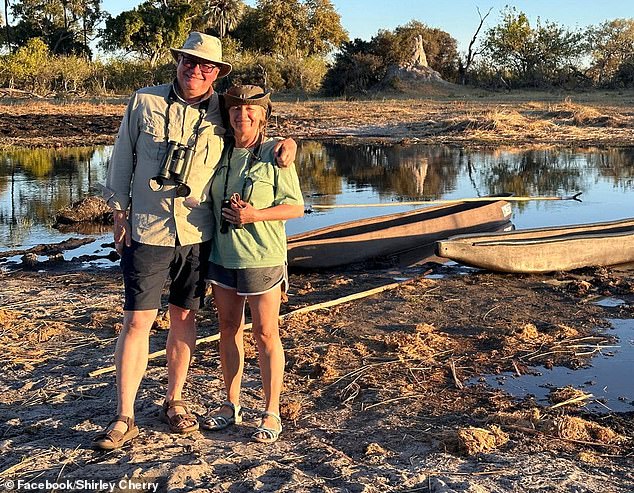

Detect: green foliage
[99, 0, 192, 66]
[482, 7, 586, 88]
[218, 42, 327, 93]
[587, 19, 634, 86]
[322, 39, 384, 96]
[194, 0, 245, 38]
[612, 55, 634, 87]
[279, 54, 328, 93]
[0, 39, 177, 96]
[372, 20, 459, 80]
[98, 58, 175, 94]
[322, 21, 459, 96]
[0, 37, 53, 92]
[233, 0, 347, 57]
[8, 0, 104, 56]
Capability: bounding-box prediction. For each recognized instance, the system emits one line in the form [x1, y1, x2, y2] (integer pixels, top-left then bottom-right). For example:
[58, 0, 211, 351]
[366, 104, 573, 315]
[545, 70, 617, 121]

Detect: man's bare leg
[108, 309, 158, 434]
[164, 303, 198, 426]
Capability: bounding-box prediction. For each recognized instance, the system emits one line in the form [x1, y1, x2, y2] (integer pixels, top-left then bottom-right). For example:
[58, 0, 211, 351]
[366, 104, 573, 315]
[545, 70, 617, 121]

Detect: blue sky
[101, 0, 633, 53]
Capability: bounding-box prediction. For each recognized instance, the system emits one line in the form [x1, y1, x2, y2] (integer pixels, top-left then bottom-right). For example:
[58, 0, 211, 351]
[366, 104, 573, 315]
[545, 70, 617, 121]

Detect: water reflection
[297, 142, 462, 202]
[0, 143, 633, 249]
[0, 147, 109, 247]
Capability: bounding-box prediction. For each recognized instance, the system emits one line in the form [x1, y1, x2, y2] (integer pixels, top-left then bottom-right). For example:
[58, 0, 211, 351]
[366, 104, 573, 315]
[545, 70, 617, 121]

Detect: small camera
[149, 141, 194, 196]
[219, 199, 232, 234]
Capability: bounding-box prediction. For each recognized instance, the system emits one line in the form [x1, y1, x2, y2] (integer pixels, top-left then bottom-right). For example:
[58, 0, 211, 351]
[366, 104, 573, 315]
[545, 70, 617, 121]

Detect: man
[93, 32, 297, 449]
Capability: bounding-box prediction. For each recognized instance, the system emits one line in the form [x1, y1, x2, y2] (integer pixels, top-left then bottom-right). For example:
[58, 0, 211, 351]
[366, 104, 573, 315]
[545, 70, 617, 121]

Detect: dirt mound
[55, 196, 112, 225]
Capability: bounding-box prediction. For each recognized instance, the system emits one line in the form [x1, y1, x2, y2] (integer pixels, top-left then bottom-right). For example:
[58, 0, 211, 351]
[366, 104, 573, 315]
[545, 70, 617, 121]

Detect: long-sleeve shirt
[103, 83, 225, 246]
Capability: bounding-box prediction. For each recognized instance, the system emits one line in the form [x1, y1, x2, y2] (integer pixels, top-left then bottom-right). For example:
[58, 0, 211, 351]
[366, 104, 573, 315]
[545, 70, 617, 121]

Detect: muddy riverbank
[1, 88, 634, 492]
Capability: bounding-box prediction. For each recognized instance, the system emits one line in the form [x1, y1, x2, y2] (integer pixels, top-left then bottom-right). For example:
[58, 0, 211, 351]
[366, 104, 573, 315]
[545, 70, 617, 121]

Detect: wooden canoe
[436, 217, 634, 273]
[287, 197, 513, 268]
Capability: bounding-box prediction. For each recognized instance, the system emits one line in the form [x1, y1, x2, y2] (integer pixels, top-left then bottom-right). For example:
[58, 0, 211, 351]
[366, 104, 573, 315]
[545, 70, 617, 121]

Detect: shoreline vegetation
[1, 86, 634, 149]
[1, 88, 634, 492]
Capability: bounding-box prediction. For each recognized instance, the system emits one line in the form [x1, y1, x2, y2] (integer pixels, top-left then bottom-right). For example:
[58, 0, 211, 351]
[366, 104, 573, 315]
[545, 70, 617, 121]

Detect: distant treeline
[0, 1, 632, 97]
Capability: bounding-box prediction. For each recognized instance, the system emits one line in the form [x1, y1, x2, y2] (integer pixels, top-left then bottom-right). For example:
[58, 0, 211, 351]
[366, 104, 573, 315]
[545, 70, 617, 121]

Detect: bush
[220, 47, 325, 93]
[611, 57, 634, 88]
[98, 58, 175, 95]
[0, 38, 53, 94]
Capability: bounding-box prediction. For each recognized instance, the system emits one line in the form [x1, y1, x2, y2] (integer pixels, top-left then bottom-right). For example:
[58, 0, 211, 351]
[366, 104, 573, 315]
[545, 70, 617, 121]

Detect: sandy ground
[1, 257, 633, 492]
[1, 86, 634, 492]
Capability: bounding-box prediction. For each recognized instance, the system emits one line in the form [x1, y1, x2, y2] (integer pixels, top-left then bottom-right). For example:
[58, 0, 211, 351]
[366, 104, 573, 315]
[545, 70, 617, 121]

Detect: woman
[203, 85, 304, 443]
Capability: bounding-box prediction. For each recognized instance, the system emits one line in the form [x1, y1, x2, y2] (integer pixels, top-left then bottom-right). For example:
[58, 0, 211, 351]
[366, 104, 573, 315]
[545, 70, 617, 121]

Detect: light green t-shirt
[210, 137, 303, 268]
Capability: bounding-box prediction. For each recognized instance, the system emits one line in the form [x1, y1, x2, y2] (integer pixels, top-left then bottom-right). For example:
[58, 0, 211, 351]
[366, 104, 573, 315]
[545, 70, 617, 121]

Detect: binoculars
[149, 141, 194, 197]
[219, 199, 232, 234]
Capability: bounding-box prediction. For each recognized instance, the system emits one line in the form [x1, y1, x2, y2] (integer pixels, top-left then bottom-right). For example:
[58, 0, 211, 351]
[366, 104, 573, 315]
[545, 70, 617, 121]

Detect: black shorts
[121, 239, 211, 311]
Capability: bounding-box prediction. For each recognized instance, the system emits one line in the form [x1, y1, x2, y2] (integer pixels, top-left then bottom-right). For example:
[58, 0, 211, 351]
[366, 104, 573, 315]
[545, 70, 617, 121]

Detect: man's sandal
[252, 411, 282, 444]
[159, 399, 199, 434]
[201, 401, 242, 431]
[92, 415, 139, 450]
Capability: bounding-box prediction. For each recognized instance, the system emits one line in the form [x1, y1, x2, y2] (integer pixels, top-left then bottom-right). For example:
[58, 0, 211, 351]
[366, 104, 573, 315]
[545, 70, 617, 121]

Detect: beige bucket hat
[170, 32, 232, 78]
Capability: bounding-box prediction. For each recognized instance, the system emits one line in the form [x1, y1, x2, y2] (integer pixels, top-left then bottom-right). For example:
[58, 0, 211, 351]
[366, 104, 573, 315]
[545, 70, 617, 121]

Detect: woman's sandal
[201, 401, 242, 431]
[92, 415, 139, 450]
[159, 399, 199, 434]
[252, 411, 282, 444]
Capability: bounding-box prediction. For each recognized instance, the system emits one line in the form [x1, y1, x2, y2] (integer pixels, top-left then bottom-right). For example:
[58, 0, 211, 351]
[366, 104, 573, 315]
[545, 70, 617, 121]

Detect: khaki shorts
[207, 262, 288, 296]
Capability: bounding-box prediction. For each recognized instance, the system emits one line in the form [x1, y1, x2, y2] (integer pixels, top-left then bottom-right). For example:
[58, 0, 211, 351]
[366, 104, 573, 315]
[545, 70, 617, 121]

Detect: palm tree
[4, 0, 11, 53]
[203, 0, 244, 39]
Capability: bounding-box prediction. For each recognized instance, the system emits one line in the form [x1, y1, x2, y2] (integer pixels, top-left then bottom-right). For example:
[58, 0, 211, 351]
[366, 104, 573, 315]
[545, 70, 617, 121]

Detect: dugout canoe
[287, 196, 513, 268]
[436, 217, 634, 273]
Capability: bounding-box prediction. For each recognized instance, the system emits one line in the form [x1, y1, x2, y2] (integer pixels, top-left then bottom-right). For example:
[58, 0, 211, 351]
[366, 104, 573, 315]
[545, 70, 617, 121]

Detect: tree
[394, 21, 458, 79]
[3, 0, 10, 52]
[459, 7, 492, 85]
[587, 18, 634, 85]
[483, 7, 585, 87]
[321, 38, 384, 96]
[198, 0, 244, 38]
[99, 0, 192, 66]
[303, 0, 348, 56]
[233, 0, 347, 57]
[9, 0, 103, 57]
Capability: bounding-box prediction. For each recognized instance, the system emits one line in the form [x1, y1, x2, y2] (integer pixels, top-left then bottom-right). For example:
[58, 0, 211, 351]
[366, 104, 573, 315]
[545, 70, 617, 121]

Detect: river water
[1, 142, 633, 250]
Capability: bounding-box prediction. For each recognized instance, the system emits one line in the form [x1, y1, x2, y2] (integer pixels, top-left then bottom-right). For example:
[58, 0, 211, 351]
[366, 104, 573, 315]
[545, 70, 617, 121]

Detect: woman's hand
[222, 199, 259, 226]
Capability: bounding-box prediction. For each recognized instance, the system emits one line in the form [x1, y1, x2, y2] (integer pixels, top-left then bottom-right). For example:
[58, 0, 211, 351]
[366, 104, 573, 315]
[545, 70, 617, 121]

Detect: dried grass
[492, 408, 542, 429]
[385, 324, 448, 360]
[455, 425, 510, 455]
[549, 386, 588, 407]
[546, 416, 625, 444]
[544, 100, 624, 127]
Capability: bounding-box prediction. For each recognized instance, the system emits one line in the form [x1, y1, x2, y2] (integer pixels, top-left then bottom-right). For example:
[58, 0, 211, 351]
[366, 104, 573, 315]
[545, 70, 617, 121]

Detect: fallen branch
[550, 392, 593, 409]
[363, 393, 425, 411]
[89, 278, 411, 377]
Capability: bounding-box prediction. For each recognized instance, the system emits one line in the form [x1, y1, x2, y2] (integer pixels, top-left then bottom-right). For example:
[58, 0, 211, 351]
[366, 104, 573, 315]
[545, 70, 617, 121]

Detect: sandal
[159, 399, 199, 434]
[252, 411, 282, 444]
[201, 401, 242, 431]
[92, 415, 139, 450]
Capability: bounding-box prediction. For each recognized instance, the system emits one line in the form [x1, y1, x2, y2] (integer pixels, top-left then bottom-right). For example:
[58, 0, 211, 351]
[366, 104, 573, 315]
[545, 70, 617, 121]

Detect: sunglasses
[180, 55, 217, 74]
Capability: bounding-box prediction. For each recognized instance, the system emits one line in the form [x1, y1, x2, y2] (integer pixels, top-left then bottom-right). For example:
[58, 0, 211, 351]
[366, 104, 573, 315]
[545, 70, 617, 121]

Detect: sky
[100, 0, 633, 53]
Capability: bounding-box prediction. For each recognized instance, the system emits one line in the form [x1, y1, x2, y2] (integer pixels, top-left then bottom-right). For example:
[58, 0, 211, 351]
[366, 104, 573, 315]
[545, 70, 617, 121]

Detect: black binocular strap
[165, 85, 212, 150]
[222, 135, 262, 202]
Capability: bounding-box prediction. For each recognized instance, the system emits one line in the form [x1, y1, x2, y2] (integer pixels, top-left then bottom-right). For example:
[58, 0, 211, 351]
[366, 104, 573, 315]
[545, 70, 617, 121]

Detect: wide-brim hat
[170, 32, 232, 78]
[223, 85, 272, 118]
